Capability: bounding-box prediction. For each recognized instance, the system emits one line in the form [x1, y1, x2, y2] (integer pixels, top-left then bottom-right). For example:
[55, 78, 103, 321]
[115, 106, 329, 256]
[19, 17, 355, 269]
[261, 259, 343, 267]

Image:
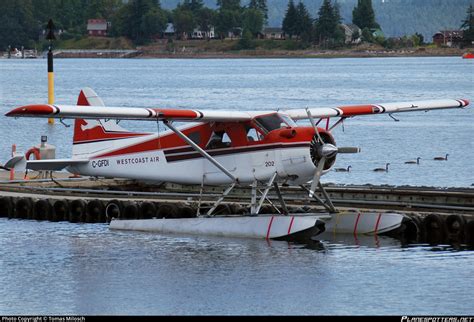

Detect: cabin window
[254, 113, 294, 134]
[246, 127, 263, 142]
[206, 131, 232, 149]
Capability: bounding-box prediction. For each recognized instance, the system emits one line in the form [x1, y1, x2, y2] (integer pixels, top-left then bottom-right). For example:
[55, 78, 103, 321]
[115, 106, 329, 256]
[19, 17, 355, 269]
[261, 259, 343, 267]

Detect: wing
[6, 99, 469, 122]
[284, 99, 469, 120]
[5, 104, 255, 122]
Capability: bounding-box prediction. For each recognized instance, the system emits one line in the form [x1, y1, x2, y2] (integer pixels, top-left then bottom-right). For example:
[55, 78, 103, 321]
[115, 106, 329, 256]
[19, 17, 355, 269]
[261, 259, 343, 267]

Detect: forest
[0, 0, 471, 49]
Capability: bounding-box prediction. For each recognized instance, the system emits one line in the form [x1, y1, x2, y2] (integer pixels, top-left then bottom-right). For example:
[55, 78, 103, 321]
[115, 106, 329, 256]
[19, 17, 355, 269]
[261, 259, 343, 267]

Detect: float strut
[273, 182, 289, 215]
[205, 183, 236, 217]
[255, 172, 278, 215]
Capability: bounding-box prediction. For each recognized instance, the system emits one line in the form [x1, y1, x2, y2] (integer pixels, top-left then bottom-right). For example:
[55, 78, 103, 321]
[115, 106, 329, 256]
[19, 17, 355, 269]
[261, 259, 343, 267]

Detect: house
[227, 27, 243, 39]
[432, 30, 464, 47]
[370, 28, 385, 39]
[87, 19, 109, 37]
[263, 27, 285, 40]
[341, 24, 361, 44]
[191, 26, 215, 39]
[164, 23, 175, 38]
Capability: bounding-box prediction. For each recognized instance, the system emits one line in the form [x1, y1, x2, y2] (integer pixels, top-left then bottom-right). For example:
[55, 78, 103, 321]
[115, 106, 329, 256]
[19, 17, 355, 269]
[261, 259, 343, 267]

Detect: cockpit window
[254, 113, 294, 134]
[279, 114, 297, 127]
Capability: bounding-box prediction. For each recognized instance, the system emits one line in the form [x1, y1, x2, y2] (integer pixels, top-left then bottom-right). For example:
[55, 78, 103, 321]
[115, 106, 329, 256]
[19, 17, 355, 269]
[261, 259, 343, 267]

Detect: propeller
[306, 109, 360, 197]
[306, 108, 324, 144]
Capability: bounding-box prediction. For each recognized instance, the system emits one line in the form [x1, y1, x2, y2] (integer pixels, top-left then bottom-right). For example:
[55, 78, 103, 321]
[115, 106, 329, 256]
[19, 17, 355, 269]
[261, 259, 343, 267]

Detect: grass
[56, 36, 134, 50]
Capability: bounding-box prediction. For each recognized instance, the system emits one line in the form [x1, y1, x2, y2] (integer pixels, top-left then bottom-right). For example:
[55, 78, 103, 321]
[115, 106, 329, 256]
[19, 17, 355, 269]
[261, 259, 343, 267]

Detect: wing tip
[6, 104, 55, 117]
[459, 99, 470, 108]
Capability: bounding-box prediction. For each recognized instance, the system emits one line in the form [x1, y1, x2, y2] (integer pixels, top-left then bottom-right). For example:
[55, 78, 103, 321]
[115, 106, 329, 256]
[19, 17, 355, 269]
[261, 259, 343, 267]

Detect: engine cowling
[309, 130, 337, 171]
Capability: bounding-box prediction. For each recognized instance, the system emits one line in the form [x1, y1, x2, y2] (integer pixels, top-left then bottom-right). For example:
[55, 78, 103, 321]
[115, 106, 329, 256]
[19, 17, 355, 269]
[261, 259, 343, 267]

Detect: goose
[335, 165, 351, 172]
[434, 154, 449, 161]
[405, 157, 421, 165]
[373, 163, 390, 172]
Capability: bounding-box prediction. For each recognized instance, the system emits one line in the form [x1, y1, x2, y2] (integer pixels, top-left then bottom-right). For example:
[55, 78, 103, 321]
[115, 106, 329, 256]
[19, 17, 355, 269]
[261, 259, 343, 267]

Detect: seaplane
[4, 88, 470, 240]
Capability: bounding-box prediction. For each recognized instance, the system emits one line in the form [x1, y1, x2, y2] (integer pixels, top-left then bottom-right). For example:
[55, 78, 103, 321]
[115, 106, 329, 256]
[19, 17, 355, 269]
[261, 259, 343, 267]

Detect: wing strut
[163, 120, 238, 183]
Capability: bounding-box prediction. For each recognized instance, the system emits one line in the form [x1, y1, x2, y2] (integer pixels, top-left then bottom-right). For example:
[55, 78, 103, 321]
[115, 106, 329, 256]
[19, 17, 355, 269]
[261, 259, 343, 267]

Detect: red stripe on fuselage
[164, 143, 310, 162]
[73, 134, 150, 145]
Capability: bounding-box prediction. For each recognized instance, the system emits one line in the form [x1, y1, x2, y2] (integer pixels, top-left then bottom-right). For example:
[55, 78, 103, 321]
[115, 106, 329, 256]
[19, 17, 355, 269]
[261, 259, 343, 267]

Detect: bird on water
[433, 154, 449, 161]
[405, 157, 421, 164]
[373, 163, 390, 172]
[335, 165, 351, 172]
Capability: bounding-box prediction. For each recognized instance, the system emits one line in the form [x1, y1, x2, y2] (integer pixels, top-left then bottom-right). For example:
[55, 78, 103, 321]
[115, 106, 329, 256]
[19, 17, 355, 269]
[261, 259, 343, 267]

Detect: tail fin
[72, 88, 148, 157]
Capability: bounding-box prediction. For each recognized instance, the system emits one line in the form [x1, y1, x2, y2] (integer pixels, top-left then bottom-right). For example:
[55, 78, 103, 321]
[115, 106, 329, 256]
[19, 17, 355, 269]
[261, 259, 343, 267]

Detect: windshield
[254, 113, 295, 134]
[279, 114, 297, 127]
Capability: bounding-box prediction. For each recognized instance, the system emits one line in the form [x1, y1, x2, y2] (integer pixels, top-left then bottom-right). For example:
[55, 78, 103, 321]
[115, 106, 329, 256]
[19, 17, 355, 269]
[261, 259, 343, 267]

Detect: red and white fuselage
[70, 119, 322, 185]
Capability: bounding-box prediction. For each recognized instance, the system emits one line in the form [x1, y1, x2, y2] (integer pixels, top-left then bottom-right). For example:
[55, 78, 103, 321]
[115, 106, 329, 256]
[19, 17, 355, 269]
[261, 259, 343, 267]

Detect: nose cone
[320, 144, 338, 158]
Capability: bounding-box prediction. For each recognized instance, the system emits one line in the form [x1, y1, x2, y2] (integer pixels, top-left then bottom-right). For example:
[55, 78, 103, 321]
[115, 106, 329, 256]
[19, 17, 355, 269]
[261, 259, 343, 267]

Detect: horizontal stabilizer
[4, 155, 25, 169]
[26, 159, 89, 171]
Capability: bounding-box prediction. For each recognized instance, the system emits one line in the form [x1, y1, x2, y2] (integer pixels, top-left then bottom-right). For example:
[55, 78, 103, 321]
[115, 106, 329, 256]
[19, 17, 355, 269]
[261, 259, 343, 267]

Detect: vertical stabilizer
[72, 88, 148, 158]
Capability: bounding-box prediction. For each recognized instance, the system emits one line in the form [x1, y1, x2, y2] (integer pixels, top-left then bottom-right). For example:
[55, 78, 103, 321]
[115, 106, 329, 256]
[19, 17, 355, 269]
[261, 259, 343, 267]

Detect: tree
[249, 0, 268, 24]
[196, 7, 216, 39]
[181, 0, 204, 13]
[111, 0, 166, 44]
[282, 0, 298, 38]
[242, 8, 263, 38]
[361, 27, 373, 42]
[315, 0, 339, 44]
[413, 32, 424, 46]
[295, 1, 312, 42]
[461, 4, 474, 46]
[143, 7, 167, 39]
[0, 0, 38, 49]
[173, 7, 195, 39]
[352, 0, 380, 30]
[217, 0, 241, 11]
[236, 29, 256, 49]
[214, 9, 240, 39]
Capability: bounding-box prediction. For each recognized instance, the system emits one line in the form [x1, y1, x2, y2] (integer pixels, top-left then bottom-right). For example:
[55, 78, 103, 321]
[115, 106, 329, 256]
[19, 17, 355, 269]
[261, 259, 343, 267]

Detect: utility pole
[46, 19, 56, 125]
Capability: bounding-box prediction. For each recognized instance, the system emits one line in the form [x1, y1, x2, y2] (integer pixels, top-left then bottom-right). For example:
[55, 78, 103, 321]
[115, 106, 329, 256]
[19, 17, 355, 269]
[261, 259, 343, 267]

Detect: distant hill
[161, 0, 471, 41]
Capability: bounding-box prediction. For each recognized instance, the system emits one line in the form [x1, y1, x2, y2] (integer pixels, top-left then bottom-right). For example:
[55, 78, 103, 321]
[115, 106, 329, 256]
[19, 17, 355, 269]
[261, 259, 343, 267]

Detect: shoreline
[2, 47, 469, 59]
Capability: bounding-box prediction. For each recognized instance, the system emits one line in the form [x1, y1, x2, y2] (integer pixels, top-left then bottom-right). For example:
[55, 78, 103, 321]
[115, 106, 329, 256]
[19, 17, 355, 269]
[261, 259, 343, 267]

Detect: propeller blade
[337, 147, 361, 153]
[306, 108, 323, 144]
[309, 156, 326, 198]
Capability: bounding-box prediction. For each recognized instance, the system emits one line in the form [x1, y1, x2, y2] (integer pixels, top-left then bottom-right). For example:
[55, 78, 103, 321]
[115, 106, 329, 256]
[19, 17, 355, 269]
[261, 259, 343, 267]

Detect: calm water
[0, 218, 473, 315]
[0, 57, 473, 315]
